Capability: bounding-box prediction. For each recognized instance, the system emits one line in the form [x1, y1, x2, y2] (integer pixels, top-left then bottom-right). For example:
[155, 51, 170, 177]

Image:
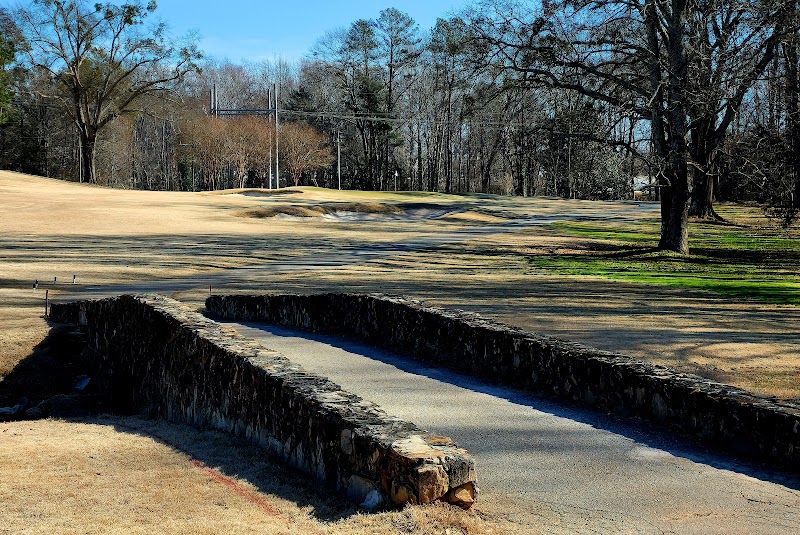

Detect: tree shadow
[0, 321, 89, 409]
[0, 323, 374, 522]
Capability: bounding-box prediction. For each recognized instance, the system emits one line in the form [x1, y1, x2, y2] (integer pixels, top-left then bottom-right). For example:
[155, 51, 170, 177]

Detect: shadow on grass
[104, 416, 363, 522]
[0, 321, 89, 408]
[0, 324, 369, 522]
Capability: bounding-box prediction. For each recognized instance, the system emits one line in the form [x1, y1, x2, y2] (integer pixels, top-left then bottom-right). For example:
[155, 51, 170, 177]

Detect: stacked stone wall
[206, 293, 800, 471]
[50, 295, 477, 508]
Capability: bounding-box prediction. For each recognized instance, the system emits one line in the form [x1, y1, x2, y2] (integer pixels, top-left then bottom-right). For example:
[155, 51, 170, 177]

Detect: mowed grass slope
[2, 170, 800, 532]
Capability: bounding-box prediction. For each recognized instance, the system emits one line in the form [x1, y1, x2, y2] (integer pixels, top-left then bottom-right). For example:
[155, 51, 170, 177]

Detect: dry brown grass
[0, 290, 47, 378]
[2, 170, 800, 532]
[0, 418, 514, 535]
[1, 418, 298, 535]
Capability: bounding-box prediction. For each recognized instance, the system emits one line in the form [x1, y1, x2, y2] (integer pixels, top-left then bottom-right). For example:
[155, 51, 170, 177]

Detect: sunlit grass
[533, 216, 800, 305]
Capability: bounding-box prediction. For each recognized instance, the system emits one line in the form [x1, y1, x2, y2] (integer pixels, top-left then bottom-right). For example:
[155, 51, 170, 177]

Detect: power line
[10, 91, 640, 137]
[214, 104, 641, 134]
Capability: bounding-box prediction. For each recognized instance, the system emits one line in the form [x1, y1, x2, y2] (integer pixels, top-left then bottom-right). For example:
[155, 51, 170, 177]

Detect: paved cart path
[229, 321, 800, 535]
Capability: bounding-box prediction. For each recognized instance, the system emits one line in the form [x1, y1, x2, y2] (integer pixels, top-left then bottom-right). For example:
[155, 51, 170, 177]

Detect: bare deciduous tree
[468, 0, 793, 252]
[185, 116, 226, 190]
[279, 122, 334, 186]
[16, 0, 200, 184]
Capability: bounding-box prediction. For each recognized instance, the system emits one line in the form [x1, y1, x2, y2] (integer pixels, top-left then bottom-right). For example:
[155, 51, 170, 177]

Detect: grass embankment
[530, 206, 800, 306]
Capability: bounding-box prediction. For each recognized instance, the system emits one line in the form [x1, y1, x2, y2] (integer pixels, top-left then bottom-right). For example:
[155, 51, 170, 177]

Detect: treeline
[1, 1, 799, 251]
[0, 1, 638, 197]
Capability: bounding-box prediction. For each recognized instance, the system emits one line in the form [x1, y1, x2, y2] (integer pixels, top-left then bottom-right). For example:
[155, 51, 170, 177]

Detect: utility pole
[267, 86, 273, 189]
[211, 82, 219, 117]
[337, 130, 342, 190]
[274, 82, 280, 188]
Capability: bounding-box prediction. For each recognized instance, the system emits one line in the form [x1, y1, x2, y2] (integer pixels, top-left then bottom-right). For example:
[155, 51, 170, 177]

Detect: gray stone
[205, 292, 800, 471]
[50, 294, 476, 508]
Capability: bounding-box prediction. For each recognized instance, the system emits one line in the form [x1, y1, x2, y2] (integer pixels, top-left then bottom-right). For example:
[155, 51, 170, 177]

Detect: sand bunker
[221, 188, 302, 197]
[238, 202, 459, 221]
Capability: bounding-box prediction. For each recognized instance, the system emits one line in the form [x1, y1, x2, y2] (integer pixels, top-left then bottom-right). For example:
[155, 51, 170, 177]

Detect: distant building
[633, 175, 657, 201]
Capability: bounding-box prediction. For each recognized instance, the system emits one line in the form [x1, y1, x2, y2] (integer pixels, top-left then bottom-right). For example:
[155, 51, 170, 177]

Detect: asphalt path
[229, 321, 800, 535]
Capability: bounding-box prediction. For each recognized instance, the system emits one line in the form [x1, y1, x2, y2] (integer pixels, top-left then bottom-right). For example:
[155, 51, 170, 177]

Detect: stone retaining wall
[50, 295, 477, 508]
[206, 293, 800, 471]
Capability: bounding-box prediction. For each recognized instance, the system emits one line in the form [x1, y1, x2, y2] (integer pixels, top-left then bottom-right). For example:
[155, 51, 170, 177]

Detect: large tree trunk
[659, 0, 691, 254]
[659, 178, 690, 254]
[643, 0, 689, 254]
[688, 120, 721, 219]
[79, 128, 97, 184]
[689, 169, 719, 219]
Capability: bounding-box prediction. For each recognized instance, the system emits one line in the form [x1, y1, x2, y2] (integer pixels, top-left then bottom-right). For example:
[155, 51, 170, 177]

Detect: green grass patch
[533, 219, 800, 305]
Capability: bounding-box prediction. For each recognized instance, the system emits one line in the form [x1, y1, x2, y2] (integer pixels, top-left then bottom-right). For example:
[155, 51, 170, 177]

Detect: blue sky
[154, 1, 467, 63]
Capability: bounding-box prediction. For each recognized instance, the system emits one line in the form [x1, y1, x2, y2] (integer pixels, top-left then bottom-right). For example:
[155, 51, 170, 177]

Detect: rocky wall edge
[49, 295, 477, 509]
[206, 293, 800, 471]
